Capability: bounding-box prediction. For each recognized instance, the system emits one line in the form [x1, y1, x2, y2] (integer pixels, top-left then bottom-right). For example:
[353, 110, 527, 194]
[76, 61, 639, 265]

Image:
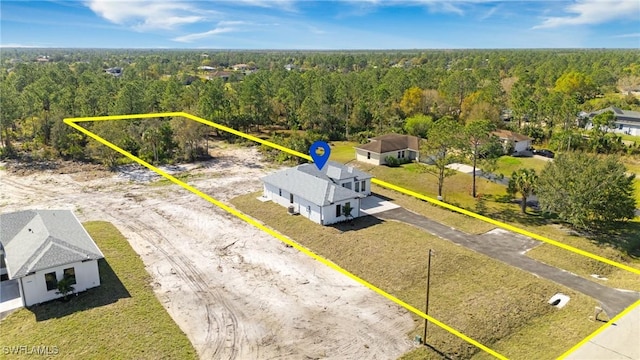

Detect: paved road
[376, 207, 640, 316]
[566, 303, 640, 360]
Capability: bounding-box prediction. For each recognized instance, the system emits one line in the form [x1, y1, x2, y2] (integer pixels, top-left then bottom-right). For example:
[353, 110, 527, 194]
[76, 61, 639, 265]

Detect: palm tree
[342, 202, 354, 223]
[56, 277, 75, 301]
[508, 168, 538, 213]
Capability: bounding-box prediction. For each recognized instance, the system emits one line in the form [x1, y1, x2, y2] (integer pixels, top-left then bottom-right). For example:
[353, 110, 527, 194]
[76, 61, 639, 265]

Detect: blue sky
[1, 0, 639, 49]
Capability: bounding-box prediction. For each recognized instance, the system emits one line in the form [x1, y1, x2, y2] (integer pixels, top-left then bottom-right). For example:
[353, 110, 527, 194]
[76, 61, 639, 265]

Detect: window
[402, 151, 405, 158]
[335, 204, 341, 217]
[64, 267, 76, 285]
[361, 180, 366, 192]
[289, 193, 294, 204]
[367, 152, 371, 159]
[355, 181, 360, 192]
[397, 151, 401, 158]
[45, 272, 57, 291]
[619, 124, 623, 130]
[342, 182, 352, 190]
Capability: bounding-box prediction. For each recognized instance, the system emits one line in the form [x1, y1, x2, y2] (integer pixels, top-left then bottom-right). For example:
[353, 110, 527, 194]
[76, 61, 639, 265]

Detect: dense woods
[1, 48, 640, 167]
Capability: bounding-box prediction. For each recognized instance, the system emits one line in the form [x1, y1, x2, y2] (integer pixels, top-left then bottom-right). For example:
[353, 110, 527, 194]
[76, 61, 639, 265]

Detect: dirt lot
[0, 144, 414, 359]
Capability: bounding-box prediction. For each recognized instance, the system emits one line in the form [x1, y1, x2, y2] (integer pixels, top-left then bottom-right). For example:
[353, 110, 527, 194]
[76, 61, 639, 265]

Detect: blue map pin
[310, 141, 331, 170]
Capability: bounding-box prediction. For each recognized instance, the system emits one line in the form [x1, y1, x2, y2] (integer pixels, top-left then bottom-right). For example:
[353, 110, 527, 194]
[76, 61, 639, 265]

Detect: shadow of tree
[29, 259, 130, 322]
[581, 222, 640, 258]
[490, 207, 555, 228]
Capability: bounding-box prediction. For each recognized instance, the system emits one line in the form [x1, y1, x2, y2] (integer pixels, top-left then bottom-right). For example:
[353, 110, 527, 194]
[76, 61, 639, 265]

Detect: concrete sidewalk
[566, 303, 640, 359]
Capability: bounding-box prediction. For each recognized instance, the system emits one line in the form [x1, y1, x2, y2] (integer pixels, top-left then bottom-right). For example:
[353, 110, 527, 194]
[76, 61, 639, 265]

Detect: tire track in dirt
[2, 156, 416, 360]
[93, 202, 243, 360]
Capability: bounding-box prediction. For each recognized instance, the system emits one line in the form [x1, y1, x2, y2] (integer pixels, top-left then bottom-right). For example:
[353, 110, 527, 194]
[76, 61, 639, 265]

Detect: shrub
[384, 156, 400, 167]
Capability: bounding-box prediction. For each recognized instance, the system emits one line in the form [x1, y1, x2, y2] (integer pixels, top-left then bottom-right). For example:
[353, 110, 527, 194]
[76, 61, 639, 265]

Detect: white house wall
[355, 149, 382, 165]
[264, 183, 323, 224]
[295, 196, 323, 224]
[20, 260, 100, 306]
[355, 148, 416, 165]
[321, 198, 361, 225]
[513, 140, 532, 153]
[585, 122, 640, 136]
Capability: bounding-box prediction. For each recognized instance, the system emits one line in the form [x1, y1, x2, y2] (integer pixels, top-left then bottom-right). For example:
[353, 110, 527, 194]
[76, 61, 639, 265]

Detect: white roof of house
[261, 161, 371, 206]
[0, 210, 104, 279]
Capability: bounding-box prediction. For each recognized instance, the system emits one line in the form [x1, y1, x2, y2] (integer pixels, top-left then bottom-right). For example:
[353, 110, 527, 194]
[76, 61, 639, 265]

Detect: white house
[261, 161, 373, 225]
[0, 210, 104, 307]
[585, 107, 640, 136]
[492, 129, 533, 155]
[355, 134, 421, 165]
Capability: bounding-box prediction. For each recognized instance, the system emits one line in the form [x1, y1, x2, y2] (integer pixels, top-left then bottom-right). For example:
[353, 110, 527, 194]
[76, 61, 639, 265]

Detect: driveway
[446, 163, 509, 186]
[375, 207, 640, 316]
[360, 195, 400, 215]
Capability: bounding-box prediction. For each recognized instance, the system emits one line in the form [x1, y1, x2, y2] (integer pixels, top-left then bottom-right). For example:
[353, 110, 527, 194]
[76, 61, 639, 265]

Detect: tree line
[2, 48, 639, 166]
[1, 48, 638, 230]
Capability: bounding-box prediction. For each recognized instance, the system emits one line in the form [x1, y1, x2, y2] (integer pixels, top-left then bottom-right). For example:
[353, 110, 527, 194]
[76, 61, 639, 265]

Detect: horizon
[1, 0, 639, 49]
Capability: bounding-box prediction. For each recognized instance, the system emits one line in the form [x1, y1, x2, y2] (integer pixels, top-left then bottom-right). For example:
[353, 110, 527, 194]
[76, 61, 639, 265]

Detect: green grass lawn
[494, 156, 549, 178]
[0, 221, 197, 360]
[328, 140, 358, 163]
[231, 193, 600, 360]
[304, 139, 640, 299]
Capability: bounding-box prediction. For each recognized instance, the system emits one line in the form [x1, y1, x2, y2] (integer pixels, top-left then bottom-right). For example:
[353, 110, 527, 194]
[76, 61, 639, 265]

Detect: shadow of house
[29, 258, 130, 321]
[330, 215, 384, 232]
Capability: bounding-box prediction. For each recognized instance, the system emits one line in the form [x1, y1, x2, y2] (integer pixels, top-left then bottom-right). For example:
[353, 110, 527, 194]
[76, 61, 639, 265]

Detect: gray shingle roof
[298, 161, 372, 181]
[589, 107, 640, 123]
[0, 210, 104, 279]
[261, 161, 371, 206]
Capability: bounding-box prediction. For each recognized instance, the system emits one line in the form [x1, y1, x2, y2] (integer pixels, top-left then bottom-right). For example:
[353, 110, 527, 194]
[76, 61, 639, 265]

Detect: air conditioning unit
[287, 206, 296, 215]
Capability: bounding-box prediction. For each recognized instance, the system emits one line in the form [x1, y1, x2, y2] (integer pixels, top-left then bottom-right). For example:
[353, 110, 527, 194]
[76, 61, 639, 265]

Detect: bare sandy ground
[0, 144, 414, 359]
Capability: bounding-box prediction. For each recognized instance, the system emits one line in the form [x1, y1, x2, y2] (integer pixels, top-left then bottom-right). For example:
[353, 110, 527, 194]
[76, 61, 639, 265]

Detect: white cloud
[231, 0, 297, 11]
[0, 43, 42, 48]
[612, 32, 640, 38]
[172, 21, 241, 42]
[85, 0, 216, 30]
[479, 5, 499, 21]
[172, 28, 234, 42]
[340, 0, 498, 16]
[533, 0, 640, 29]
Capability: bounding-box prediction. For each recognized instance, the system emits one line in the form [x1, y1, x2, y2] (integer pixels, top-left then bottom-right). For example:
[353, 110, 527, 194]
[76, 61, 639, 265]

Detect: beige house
[492, 130, 533, 155]
[355, 134, 421, 165]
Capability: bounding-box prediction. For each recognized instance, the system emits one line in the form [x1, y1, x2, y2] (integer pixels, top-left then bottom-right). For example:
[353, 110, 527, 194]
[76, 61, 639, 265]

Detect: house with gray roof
[355, 133, 421, 165]
[261, 161, 373, 225]
[0, 210, 104, 307]
[585, 107, 640, 136]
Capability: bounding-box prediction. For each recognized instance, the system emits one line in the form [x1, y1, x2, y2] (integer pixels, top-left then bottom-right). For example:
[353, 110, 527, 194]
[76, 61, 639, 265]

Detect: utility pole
[423, 249, 433, 345]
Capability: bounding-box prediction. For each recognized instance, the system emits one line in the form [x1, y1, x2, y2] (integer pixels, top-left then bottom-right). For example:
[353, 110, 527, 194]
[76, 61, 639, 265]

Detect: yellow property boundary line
[557, 299, 640, 359]
[64, 111, 639, 359]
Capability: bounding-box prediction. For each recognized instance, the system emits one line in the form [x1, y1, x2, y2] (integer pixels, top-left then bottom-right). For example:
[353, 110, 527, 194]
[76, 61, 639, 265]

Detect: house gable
[0, 210, 104, 279]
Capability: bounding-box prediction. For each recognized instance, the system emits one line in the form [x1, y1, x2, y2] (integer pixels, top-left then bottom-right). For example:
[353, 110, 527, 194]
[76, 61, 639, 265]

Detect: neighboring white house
[492, 129, 533, 155]
[585, 107, 640, 136]
[261, 161, 373, 225]
[0, 210, 104, 307]
[355, 134, 421, 165]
